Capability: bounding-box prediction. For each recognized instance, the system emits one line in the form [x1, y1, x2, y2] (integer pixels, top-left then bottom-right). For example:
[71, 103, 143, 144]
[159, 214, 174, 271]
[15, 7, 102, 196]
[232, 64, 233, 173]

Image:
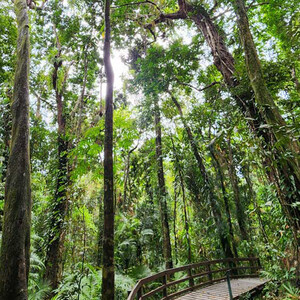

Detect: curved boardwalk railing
[127, 257, 261, 300]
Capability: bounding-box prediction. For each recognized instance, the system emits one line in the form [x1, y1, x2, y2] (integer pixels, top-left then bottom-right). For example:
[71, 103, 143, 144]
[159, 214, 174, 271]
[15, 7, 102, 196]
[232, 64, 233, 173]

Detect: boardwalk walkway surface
[176, 278, 268, 300]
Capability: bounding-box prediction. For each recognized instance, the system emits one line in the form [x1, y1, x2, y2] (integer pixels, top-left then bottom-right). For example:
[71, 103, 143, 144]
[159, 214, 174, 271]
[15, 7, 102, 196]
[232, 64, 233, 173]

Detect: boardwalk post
[188, 267, 194, 290]
[226, 270, 234, 300]
[207, 263, 213, 281]
[162, 274, 167, 297]
[256, 257, 262, 274]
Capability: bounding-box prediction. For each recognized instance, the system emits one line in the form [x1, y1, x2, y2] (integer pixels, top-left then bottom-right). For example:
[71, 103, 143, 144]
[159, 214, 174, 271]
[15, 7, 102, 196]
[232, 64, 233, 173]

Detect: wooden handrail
[127, 257, 261, 300]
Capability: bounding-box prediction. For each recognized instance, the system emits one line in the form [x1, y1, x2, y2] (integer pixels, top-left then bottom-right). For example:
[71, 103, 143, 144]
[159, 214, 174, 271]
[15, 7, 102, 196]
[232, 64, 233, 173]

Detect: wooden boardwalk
[127, 258, 266, 300]
[176, 277, 268, 300]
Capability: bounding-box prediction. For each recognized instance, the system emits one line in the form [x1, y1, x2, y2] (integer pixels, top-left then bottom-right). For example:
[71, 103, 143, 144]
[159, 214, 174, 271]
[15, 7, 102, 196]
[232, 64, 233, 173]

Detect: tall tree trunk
[123, 153, 130, 208]
[170, 94, 234, 258]
[233, 0, 300, 234]
[226, 136, 250, 243]
[0, 0, 32, 298]
[44, 36, 69, 290]
[36, 94, 41, 119]
[173, 184, 178, 265]
[102, 0, 115, 298]
[209, 144, 238, 258]
[152, 0, 300, 236]
[154, 102, 173, 269]
[170, 136, 192, 264]
[123, 146, 137, 209]
[76, 51, 88, 137]
[179, 167, 193, 264]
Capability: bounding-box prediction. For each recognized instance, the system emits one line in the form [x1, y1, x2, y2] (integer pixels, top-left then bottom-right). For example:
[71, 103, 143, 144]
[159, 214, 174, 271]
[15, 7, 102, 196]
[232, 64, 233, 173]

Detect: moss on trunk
[0, 0, 32, 298]
[233, 0, 300, 234]
[154, 102, 173, 270]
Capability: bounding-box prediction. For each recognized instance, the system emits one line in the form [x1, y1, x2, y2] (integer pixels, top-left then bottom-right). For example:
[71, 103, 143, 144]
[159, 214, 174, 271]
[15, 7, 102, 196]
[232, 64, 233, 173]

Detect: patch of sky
[277, 90, 289, 100]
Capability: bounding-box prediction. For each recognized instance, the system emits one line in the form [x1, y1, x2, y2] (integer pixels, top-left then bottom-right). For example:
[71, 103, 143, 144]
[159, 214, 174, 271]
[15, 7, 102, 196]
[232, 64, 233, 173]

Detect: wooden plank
[176, 278, 269, 300]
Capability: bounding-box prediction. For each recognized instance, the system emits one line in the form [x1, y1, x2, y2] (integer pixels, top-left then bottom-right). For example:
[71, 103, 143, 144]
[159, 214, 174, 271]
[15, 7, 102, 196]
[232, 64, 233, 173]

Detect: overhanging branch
[112, 0, 162, 13]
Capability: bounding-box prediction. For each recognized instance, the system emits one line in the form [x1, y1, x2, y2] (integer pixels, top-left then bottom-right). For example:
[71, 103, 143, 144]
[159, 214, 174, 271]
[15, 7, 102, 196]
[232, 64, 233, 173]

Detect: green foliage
[0, 5, 17, 82]
[1, 0, 299, 298]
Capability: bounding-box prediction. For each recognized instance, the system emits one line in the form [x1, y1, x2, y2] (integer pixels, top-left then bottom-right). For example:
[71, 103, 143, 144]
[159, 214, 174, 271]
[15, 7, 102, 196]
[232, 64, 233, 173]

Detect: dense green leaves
[0, 0, 299, 298]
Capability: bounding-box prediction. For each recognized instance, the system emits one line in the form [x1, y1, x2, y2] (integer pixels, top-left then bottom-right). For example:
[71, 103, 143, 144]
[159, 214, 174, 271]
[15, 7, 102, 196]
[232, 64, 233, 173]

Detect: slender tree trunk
[154, 102, 173, 269]
[0, 0, 32, 298]
[242, 165, 269, 245]
[102, 0, 115, 298]
[36, 94, 41, 119]
[123, 153, 130, 207]
[170, 94, 234, 258]
[123, 146, 137, 209]
[76, 52, 88, 137]
[179, 168, 192, 264]
[209, 145, 238, 258]
[226, 136, 250, 243]
[178, 168, 194, 284]
[173, 184, 178, 265]
[291, 66, 300, 93]
[44, 44, 69, 290]
[170, 136, 192, 263]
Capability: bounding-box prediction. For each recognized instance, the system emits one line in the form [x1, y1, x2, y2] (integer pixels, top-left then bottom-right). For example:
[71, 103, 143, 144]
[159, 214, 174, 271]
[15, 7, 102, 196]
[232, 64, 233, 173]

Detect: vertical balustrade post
[188, 266, 194, 290]
[162, 274, 167, 298]
[207, 263, 213, 281]
[256, 257, 261, 275]
[226, 270, 233, 300]
[229, 258, 237, 276]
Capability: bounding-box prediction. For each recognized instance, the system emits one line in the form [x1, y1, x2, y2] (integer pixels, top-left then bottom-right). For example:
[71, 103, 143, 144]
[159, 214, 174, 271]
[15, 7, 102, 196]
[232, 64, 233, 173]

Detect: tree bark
[123, 146, 137, 209]
[0, 0, 32, 298]
[44, 31, 69, 290]
[102, 0, 115, 298]
[154, 101, 173, 269]
[75, 51, 88, 137]
[173, 184, 178, 264]
[233, 0, 300, 234]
